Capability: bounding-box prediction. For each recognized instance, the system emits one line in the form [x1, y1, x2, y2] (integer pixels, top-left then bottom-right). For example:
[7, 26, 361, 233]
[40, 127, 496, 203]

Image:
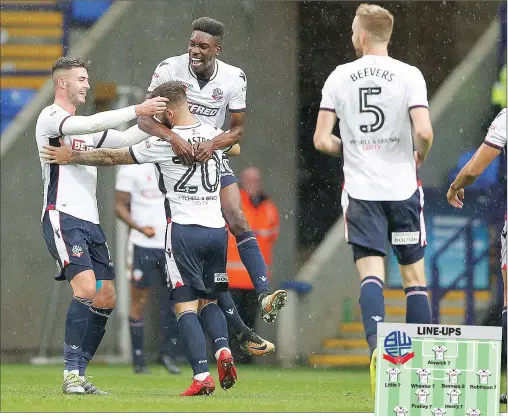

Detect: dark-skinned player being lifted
[137, 17, 287, 356]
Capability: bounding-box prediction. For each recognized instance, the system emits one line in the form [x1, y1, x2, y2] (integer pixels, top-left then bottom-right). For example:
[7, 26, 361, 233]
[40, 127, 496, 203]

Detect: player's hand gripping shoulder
[170, 133, 195, 166]
[193, 140, 216, 164]
[41, 139, 134, 166]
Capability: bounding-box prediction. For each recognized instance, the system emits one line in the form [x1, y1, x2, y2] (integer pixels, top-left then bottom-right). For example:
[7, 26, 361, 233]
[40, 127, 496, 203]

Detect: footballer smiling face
[188, 31, 221, 79]
[187, 17, 224, 80]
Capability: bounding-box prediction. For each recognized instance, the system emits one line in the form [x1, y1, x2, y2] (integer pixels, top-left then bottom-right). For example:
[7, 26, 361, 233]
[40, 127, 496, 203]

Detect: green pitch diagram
[375, 323, 502, 416]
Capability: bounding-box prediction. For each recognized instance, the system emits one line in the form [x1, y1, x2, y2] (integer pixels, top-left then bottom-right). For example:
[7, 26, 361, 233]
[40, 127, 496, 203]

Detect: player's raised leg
[220, 181, 287, 322]
[217, 292, 275, 356]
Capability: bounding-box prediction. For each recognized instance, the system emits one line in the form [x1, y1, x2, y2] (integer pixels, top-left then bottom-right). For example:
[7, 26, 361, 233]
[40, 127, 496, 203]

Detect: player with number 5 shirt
[313, 3, 435, 397]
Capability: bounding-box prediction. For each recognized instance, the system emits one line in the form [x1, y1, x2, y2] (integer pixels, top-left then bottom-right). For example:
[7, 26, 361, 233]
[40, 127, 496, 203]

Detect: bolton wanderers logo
[212, 88, 224, 101]
[383, 331, 414, 365]
[71, 245, 84, 258]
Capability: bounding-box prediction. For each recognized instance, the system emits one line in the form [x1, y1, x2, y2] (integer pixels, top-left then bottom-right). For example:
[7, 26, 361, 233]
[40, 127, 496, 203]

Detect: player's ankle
[258, 291, 269, 304]
[215, 347, 231, 360]
[193, 372, 210, 381]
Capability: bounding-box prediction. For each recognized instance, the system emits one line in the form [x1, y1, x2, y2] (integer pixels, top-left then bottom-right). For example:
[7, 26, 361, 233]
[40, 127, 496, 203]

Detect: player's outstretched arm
[99, 125, 151, 149]
[313, 110, 342, 156]
[409, 107, 433, 167]
[41, 140, 135, 166]
[60, 97, 168, 136]
[447, 143, 501, 208]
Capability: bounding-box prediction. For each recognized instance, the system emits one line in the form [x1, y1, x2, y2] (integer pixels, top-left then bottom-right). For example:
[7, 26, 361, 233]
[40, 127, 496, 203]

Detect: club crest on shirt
[212, 88, 224, 101]
[71, 245, 84, 257]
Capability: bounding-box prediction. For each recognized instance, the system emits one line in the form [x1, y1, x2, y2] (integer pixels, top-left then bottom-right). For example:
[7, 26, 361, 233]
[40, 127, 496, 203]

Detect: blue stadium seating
[448, 149, 501, 189]
[71, 1, 112, 25]
[0, 88, 36, 131]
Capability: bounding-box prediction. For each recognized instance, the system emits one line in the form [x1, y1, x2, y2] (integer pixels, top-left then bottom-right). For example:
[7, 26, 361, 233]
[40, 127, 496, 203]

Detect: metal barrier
[430, 186, 505, 325]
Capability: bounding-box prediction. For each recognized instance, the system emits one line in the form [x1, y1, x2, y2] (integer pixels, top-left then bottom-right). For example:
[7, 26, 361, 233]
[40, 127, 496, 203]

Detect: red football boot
[180, 375, 215, 396]
[217, 349, 237, 390]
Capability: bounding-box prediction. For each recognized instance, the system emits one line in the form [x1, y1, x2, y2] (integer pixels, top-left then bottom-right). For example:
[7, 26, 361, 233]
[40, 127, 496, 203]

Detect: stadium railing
[430, 186, 505, 325]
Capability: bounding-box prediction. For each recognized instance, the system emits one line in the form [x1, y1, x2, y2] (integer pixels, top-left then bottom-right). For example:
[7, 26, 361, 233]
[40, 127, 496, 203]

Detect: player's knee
[69, 269, 96, 299]
[94, 281, 116, 309]
[73, 283, 96, 300]
[197, 298, 217, 314]
[175, 301, 198, 317]
[130, 290, 149, 318]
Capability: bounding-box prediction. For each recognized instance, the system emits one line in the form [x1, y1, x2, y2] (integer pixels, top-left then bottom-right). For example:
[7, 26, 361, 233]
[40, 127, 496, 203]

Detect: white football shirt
[484, 108, 507, 150]
[386, 367, 401, 382]
[393, 406, 408, 416]
[115, 164, 166, 249]
[447, 388, 461, 404]
[431, 408, 446, 416]
[432, 345, 447, 360]
[129, 122, 225, 228]
[477, 370, 491, 385]
[416, 368, 431, 384]
[148, 53, 246, 129]
[320, 55, 428, 201]
[415, 388, 430, 404]
[36, 104, 124, 223]
[446, 369, 461, 384]
[466, 409, 481, 416]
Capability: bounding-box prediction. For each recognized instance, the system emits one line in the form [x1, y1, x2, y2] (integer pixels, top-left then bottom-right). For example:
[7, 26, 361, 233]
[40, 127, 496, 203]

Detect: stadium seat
[71, 1, 112, 25]
[1, 88, 36, 117]
[0, 11, 63, 27]
[0, 44, 62, 60]
[448, 149, 501, 189]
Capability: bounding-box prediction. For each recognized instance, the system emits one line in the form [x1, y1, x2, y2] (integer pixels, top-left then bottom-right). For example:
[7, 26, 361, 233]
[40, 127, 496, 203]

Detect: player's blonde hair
[355, 3, 394, 43]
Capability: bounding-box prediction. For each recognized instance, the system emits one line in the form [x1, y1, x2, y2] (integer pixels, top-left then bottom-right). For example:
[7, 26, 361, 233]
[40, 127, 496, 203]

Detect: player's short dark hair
[192, 17, 224, 41]
[51, 57, 91, 76]
[150, 81, 187, 106]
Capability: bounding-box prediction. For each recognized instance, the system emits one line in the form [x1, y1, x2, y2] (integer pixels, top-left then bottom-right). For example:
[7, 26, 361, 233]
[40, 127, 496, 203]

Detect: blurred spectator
[227, 167, 280, 363]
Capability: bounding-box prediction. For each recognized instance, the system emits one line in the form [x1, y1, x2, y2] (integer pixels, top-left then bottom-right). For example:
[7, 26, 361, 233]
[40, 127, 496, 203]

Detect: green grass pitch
[1, 363, 375, 412]
[1, 364, 505, 413]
